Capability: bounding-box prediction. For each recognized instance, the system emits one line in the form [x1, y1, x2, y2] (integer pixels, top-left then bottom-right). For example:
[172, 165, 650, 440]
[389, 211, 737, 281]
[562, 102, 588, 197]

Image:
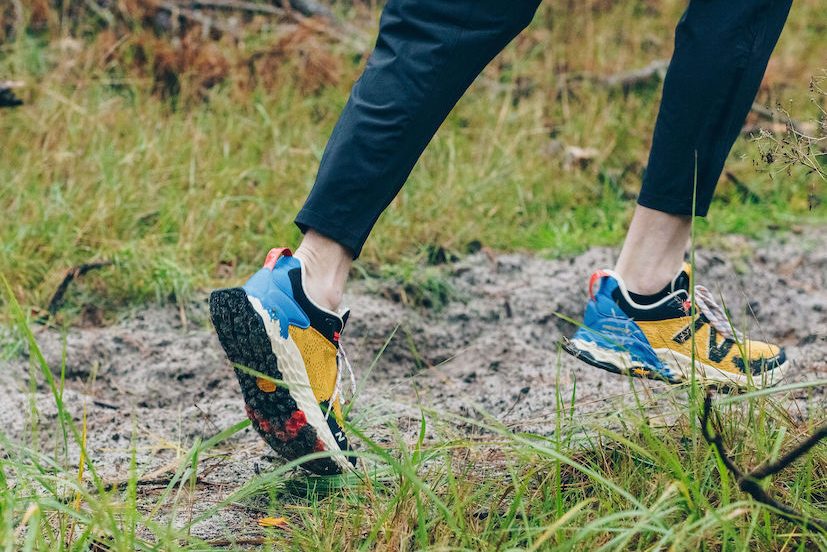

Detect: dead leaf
[258, 516, 289, 529]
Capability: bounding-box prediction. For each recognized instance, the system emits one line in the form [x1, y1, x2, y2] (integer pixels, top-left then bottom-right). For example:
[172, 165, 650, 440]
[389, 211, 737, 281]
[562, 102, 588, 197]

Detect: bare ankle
[294, 230, 353, 312]
[618, 265, 680, 295]
[615, 205, 690, 295]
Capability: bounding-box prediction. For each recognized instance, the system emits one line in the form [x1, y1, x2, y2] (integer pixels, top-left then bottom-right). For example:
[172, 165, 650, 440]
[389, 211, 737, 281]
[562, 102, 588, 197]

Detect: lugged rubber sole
[562, 337, 680, 384]
[209, 287, 346, 475]
[563, 337, 787, 389]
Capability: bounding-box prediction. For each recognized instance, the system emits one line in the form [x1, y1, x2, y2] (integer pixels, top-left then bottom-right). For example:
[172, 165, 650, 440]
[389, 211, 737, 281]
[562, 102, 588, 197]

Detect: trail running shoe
[210, 248, 356, 475]
[563, 264, 788, 388]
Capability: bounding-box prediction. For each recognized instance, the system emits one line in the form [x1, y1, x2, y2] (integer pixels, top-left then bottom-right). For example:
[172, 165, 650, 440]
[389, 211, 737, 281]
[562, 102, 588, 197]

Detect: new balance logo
[673, 315, 705, 344]
[673, 315, 734, 362]
[335, 430, 346, 443]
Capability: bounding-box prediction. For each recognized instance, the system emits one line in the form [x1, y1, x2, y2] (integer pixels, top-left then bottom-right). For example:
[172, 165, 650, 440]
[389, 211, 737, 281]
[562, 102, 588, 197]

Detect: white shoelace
[327, 340, 357, 419]
[693, 285, 742, 341]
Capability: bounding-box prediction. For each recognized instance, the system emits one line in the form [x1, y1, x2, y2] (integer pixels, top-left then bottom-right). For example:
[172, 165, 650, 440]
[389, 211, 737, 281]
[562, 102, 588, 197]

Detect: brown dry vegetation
[2, 0, 348, 101]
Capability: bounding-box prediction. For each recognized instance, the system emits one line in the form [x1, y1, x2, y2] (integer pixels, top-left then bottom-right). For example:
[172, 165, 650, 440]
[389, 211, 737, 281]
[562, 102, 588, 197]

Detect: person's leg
[566, 0, 792, 387]
[616, 0, 792, 294]
[294, 0, 541, 309]
[213, 0, 541, 475]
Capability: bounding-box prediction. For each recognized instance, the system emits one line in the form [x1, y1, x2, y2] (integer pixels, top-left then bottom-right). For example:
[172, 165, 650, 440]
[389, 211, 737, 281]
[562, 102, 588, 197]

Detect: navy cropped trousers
[295, 0, 792, 258]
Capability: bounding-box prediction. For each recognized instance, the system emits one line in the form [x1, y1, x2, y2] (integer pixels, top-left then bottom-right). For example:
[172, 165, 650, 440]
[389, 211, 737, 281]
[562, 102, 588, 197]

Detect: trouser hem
[636, 192, 708, 218]
[294, 208, 364, 259]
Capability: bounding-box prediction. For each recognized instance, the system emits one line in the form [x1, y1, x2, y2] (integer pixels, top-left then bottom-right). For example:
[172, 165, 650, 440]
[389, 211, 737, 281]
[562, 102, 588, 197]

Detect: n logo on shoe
[673, 316, 735, 363]
[673, 316, 705, 345]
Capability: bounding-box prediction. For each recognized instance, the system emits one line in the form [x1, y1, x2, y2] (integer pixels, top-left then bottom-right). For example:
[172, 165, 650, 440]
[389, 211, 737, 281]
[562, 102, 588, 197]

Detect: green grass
[0, 1, 825, 314]
[2, 277, 826, 550]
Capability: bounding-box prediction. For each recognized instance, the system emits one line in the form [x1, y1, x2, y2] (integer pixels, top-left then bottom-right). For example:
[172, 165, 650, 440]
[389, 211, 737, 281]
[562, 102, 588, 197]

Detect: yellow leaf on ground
[257, 516, 289, 528]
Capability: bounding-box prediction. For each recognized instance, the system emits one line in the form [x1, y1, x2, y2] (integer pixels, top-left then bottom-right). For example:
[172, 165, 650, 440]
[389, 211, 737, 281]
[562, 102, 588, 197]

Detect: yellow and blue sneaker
[210, 248, 356, 474]
[564, 265, 787, 388]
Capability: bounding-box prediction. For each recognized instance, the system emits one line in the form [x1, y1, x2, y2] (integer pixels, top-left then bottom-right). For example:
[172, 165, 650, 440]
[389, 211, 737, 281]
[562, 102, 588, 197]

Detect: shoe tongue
[670, 263, 692, 293]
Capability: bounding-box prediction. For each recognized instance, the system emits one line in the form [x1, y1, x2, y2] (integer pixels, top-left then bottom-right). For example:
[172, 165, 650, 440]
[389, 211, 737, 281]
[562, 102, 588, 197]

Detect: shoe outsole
[561, 337, 680, 384]
[209, 287, 342, 475]
[562, 337, 785, 390]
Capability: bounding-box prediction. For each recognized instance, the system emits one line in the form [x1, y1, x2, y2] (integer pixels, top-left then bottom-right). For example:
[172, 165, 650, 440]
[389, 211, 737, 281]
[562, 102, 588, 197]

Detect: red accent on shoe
[333, 331, 340, 342]
[681, 299, 692, 315]
[244, 404, 254, 419]
[314, 438, 326, 452]
[247, 407, 262, 422]
[588, 270, 611, 300]
[263, 247, 293, 270]
[259, 419, 271, 433]
[284, 410, 307, 439]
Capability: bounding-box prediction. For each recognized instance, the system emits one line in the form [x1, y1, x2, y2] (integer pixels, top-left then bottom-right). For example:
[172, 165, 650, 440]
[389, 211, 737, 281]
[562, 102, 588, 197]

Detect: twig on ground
[48, 261, 112, 316]
[185, 0, 284, 16]
[700, 391, 827, 533]
[749, 102, 812, 137]
[100, 458, 190, 492]
[602, 59, 669, 90]
[47, 261, 113, 316]
[724, 171, 761, 204]
[207, 537, 269, 546]
[156, 1, 242, 38]
[600, 63, 816, 140]
[282, 0, 335, 20]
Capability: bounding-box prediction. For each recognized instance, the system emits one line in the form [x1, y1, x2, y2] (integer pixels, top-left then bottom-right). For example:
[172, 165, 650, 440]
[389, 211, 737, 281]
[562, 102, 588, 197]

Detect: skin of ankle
[294, 230, 353, 312]
[615, 205, 691, 295]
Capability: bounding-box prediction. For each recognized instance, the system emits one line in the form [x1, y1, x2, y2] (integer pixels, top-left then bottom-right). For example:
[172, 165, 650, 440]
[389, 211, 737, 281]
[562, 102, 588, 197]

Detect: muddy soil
[2, 233, 826, 543]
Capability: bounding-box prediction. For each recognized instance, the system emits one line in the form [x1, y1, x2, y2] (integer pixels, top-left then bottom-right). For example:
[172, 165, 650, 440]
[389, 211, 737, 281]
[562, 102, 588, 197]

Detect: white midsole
[568, 338, 787, 388]
[248, 296, 351, 471]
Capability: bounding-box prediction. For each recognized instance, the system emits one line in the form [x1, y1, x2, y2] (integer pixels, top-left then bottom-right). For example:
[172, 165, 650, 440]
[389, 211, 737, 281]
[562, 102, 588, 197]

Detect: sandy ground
[2, 232, 826, 542]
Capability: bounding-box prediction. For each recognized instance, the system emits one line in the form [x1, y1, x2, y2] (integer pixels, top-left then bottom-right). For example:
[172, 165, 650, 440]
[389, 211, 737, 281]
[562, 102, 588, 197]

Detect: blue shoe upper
[573, 275, 666, 373]
[243, 255, 310, 339]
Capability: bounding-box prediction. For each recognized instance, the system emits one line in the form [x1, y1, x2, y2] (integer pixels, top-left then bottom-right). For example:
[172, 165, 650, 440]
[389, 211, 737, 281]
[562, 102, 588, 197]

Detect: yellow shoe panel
[637, 317, 780, 376]
[288, 325, 338, 404]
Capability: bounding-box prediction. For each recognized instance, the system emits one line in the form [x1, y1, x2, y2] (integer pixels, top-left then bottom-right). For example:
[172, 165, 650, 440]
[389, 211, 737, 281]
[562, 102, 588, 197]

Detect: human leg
[212, 0, 541, 474]
[295, 0, 541, 259]
[568, 0, 792, 387]
[618, 0, 792, 294]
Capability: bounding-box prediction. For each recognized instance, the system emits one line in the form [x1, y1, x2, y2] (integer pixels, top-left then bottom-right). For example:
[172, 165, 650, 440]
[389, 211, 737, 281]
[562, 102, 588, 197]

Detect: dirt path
[2, 232, 826, 541]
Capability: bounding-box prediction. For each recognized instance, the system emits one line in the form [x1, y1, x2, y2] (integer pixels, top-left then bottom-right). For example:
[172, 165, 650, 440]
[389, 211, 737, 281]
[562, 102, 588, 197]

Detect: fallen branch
[47, 261, 112, 316]
[749, 102, 812, 138]
[156, 1, 243, 38]
[207, 537, 270, 546]
[601, 63, 816, 139]
[700, 392, 827, 534]
[100, 458, 184, 492]
[283, 0, 334, 20]
[724, 171, 761, 204]
[602, 59, 669, 90]
[182, 0, 284, 17]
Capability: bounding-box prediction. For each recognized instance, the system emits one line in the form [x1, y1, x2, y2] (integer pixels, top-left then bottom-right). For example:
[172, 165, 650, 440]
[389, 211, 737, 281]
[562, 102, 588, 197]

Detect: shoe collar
[293, 256, 350, 329]
[591, 266, 690, 311]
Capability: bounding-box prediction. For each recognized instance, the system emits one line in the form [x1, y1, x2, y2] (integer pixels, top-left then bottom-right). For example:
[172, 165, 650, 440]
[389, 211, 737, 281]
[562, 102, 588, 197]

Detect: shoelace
[327, 340, 357, 420]
[693, 285, 742, 341]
